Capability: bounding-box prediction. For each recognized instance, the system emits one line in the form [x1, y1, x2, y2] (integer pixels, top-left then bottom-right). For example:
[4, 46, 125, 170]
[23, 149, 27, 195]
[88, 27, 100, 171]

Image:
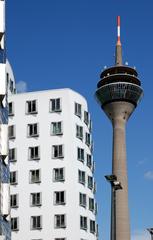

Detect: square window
[75, 102, 82, 118]
[8, 102, 14, 116]
[30, 169, 41, 183]
[78, 170, 85, 185]
[11, 217, 19, 231]
[9, 148, 17, 162]
[30, 193, 42, 206]
[54, 191, 65, 205]
[80, 216, 87, 230]
[31, 216, 42, 230]
[11, 194, 18, 208]
[50, 98, 61, 112]
[53, 168, 65, 182]
[29, 146, 40, 160]
[52, 145, 64, 158]
[54, 214, 66, 228]
[76, 125, 83, 140]
[27, 123, 39, 137]
[26, 100, 37, 114]
[8, 125, 15, 139]
[51, 122, 62, 135]
[10, 171, 18, 185]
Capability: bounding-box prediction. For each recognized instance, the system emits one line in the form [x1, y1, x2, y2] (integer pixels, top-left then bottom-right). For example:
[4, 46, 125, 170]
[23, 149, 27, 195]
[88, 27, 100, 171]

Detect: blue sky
[7, 1, 153, 239]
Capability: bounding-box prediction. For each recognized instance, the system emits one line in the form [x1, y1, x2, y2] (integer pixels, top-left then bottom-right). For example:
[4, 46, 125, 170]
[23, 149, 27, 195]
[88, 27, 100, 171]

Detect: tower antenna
[115, 16, 122, 66]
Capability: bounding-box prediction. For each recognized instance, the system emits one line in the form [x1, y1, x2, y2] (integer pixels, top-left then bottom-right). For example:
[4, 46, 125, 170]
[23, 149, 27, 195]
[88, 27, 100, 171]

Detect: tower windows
[51, 121, 62, 135]
[53, 168, 65, 182]
[90, 220, 96, 234]
[75, 102, 82, 118]
[27, 123, 39, 137]
[30, 193, 42, 206]
[89, 198, 94, 212]
[78, 170, 85, 185]
[77, 147, 84, 162]
[88, 176, 93, 190]
[11, 217, 19, 231]
[85, 132, 91, 146]
[80, 216, 87, 230]
[50, 98, 61, 112]
[28, 146, 40, 160]
[84, 111, 89, 125]
[26, 100, 37, 114]
[54, 214, 66, 228]
[8, 102, 14, 116]
[76, 125, 83, 140]
[54, 191, 65, 205]
[11, 194, 18, 208]
[79, 193, 86, 208]
[87, 154, 92, 169]
[8, 125, 15, 139]
[10, 171, 18, 185]
[52, 145, 64, 158]
[30, 169, 41, 183]
[9, 148, 17, 162]
[31, 216, 42, 230]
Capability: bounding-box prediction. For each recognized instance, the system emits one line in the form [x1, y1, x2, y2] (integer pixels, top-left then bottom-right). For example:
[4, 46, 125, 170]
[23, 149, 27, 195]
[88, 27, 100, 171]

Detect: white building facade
[9, 89, 98, 240]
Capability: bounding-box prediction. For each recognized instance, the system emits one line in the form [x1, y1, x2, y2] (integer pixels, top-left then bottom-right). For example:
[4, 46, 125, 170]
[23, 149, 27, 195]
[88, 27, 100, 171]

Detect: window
[52, 145, 64, 158]
[54, 214, 66, 228]
[78, 170, 85, 185]
[31, 216, 42, 230]
[77, 148, 84, 162]
[30, 193, 42, 206]
[27, 123, 39, 137]
[79, 193, 86, 208]
[29, 146, 40, 160]
[9, 148, 17, 162]
[26, 100, 37, 114]
[80, 216, 87, 230]
[87, 154, 92, 169]
[75, 102, 81, 118]
[8, 102, 14, 116]
[90, 220, 95, 234]
[50, 98, 61, 112]
[85, 132, 91, 146]
[95, 203, 98, 215]
[53, 168, 65, 182]
[11, 217, 19, 231]
[88, 176, 93, 190]
[10, 171, 18, 185]
[84, 111, 89, 125]
[8, 125, 15, 139]
[76, 125, 83, 140]
[30, 169, 41, 183]
[89, 198, 94, 212]
[54, 191, 65, 205]
[11, 194, 18, 208]
[51, 122, 62, 135]
[55, 239, 65, 240]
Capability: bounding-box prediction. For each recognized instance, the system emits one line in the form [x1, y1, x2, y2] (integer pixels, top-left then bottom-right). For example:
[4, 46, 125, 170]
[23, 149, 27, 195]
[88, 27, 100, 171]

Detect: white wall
[9, 88, 97, 240]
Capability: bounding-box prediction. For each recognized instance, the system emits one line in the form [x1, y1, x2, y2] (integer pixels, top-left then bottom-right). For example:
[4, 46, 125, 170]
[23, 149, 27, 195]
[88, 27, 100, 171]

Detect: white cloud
[144, 171, 153, 180]
[16, 81, 27, 93]
[131, 230, 150, 240]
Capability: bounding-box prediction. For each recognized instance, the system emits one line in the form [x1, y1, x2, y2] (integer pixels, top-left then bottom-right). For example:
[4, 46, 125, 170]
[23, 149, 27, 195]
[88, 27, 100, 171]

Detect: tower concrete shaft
[95, 16, 143, 240]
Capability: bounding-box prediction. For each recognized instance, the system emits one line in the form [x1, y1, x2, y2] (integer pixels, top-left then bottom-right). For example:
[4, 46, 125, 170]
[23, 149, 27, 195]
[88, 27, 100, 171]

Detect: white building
[9, 88, 98, 240]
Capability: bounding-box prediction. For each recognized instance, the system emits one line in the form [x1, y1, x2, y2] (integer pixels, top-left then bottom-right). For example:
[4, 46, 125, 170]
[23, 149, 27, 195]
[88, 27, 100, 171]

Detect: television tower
[95, 16, 143, 240]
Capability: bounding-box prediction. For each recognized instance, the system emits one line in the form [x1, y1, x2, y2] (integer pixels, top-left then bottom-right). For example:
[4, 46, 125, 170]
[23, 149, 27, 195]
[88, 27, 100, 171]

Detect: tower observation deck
[95, 16, 143, 240]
